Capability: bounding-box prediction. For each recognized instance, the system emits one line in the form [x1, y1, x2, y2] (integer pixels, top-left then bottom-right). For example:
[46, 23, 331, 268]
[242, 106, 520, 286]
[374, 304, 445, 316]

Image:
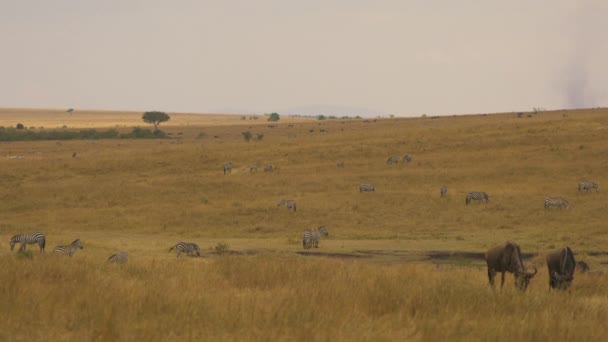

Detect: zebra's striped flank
[278, 199, 297, 211]
[360, 184, 375, 192]
[440, 185, 447, 198]
[107, 251, 129, 264]
[9, 232, 46, 253]
[578, 181, 599, 192]
[263, 165, 273, 172]
[53, 239, 83, 257]
[545, 197, 570, 209]
[386, 156, 399, 165]
[466, 192, 489, 205]
[303, 229, 313, 249]
[169, 242, 201, 257]
[223, 162, 232, 175]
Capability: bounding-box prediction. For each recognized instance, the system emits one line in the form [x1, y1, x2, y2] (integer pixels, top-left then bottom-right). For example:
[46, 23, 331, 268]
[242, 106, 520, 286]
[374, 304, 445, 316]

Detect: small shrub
[242, 131, 252, 142]
[267, 113, 280, 122]
[16, 123, 24, 129]
[197, 132, 206, 139]
[16, 250, 33, 260]
[317, 115, 327, 120]
[256, 133, 264, 141]
[214, 242, 230, 255]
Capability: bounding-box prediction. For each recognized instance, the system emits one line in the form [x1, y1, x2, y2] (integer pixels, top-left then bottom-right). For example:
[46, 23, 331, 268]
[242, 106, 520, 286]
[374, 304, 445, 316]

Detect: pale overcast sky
[1, 1, 606, 116]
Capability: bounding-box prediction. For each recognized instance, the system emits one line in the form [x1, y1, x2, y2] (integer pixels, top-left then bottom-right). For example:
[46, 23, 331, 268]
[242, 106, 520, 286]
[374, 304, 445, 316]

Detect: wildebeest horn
[527, 266, 538, 277]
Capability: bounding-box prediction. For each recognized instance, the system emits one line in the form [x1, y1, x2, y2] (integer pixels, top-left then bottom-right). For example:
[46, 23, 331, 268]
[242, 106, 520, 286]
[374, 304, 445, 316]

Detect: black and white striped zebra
[52, 239, 83, 257]
[248, 162, 260, 172]
[386, 156, 399, 165]
[223, 162, 232, 175]
[302, 226, 329, 249]
[263, 165, 273, 172]
[169, 242, 201, 257]
[9, 232, 45, 253]
[466, 192, 489, 205]
[578, 181, 599, 192]
[278, 199, 296, 211]
[440, 185, 447, 198]
[107, 251, 128, 264]
[402, 154, 412, 163]
[360, 184, 375, 192]
[336, 160, 344, 168]
[545, 197, 570, 209]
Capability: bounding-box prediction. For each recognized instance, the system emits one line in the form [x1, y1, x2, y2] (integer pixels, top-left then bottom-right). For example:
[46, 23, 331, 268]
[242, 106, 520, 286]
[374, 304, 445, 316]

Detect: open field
[1, 107, 607, 340]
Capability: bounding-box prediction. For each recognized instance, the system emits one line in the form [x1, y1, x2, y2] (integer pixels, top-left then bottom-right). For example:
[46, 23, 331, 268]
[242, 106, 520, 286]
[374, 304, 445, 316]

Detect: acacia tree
[142, 111, 170, 130]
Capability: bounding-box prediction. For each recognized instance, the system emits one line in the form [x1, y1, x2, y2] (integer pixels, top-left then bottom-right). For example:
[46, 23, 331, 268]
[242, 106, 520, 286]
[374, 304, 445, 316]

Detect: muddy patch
[295, 251, 371, 259]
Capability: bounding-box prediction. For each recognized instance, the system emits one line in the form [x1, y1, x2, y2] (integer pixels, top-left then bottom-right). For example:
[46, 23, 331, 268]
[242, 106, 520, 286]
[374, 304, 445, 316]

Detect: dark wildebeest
[576, 261, 590, 273]
[485, 241, 537, 291]
[546, 247, 576, 290]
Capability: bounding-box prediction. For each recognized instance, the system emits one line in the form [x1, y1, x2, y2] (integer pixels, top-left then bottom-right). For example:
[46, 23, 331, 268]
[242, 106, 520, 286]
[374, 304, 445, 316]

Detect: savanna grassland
[0, 108, 607, 341]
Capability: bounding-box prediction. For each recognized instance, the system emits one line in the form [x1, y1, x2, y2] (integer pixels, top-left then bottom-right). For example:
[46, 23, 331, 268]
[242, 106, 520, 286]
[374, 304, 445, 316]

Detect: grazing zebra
[440, 185, 447, 198]
[278, 199, 296, 211]
[263, 165, 273, 172]
[52, 239, 83, 257]
[402, 154, 412, 163]
[302, 226, 329, 249]
[223, 162, 232, 175]
[336, 160, 344, 168]
[248, 162, 260, 172]
[107, 251, 128, 264]
[578, 181, 599, 192]
[544, 197, 570, 209]
[466, 192, 489, 205]
[9, 232, 46, 253]
[169, 242, 201, 257]
[386, 156, 399, 165]
[360, 184, 375, 192]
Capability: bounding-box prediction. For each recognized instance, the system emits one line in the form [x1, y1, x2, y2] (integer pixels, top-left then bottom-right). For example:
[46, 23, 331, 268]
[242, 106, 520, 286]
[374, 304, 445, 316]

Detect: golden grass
[1, 107, 607, 340]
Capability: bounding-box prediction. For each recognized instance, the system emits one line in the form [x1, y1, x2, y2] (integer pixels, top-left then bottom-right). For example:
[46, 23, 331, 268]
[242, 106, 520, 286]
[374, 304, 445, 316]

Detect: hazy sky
[1, 1, 606, 116]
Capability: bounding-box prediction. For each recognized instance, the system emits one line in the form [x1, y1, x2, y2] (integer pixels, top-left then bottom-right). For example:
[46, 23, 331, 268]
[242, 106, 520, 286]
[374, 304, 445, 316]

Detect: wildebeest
[576, 261, 589, 273]
[485, 241, 537, 290]
[546, 247, 576, 290]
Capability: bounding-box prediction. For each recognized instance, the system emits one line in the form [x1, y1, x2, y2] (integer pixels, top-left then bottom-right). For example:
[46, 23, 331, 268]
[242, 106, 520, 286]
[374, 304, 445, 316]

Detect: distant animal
[336, 160, 344, 168]
[466, 192, 489, 205]
[546, 247, 576, 290]
[223, 162, 232, 175]
[440, 185, 447, 198]
[402, 154, 412, 163]
[386, 156, 399, 165]
[248, 162, 260, 172]
[107, 251, 128, 264]
[544, 197, 570, 209]
[302, 226, 329, 249]
[72, 152, 78, 158]
[52, 239, 84, 257]
[485, 241, 537, 290]
[263, 165, 273, 172]
[9, 232, 46, 253]
[277, 199, 296, 212]
[169, 242, 201, 257]
[360, 184, 375, 192]
[576, 261, 589, 273]
[578, 181, 599, 192]
[66, 108, 74, 113]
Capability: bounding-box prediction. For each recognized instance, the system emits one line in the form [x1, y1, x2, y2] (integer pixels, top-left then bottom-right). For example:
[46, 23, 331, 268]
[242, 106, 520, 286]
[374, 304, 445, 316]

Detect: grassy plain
[0, 107, 607, 341]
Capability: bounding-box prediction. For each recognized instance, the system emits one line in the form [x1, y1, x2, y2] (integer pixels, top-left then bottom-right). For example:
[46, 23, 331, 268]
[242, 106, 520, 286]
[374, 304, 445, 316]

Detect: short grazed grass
[1, 107, 607, 340]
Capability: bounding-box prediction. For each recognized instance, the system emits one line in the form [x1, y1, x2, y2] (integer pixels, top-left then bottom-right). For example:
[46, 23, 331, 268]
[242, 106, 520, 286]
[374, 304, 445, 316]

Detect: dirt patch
[295, 251, 371, 259]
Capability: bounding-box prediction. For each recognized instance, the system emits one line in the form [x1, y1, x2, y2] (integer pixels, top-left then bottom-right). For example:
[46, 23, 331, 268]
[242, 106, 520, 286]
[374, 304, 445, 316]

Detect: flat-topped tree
[142, 111, 170, 130]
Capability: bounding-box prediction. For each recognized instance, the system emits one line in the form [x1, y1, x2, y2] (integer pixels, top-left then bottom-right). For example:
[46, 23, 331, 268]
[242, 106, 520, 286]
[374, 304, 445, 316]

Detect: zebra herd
[7, 233, 205, 263]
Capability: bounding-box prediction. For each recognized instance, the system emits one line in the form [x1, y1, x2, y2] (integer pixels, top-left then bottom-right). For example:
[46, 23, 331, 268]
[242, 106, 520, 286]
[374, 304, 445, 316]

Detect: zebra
[302, 226, 329, 249]
[386, 156, 399, 165]
[545, 197, 570, 210]
[107, 251, 128, 264]
[52, 239, 83, 257]
[578, 181, 599, 192]
[9, 232, 45, 253]
[278, 199, 296, 211]
[360, 184, 375, 192]
[402, 154, 412, 163]
[336, 160, 344, 168]
[169, 242, 201, 257]
[223, 162, 232, 175]
[466, 192, 489, 205]
[248, 162, 260, 172]
[263, 165, 273, 172]
[440, 185, 447, 198]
